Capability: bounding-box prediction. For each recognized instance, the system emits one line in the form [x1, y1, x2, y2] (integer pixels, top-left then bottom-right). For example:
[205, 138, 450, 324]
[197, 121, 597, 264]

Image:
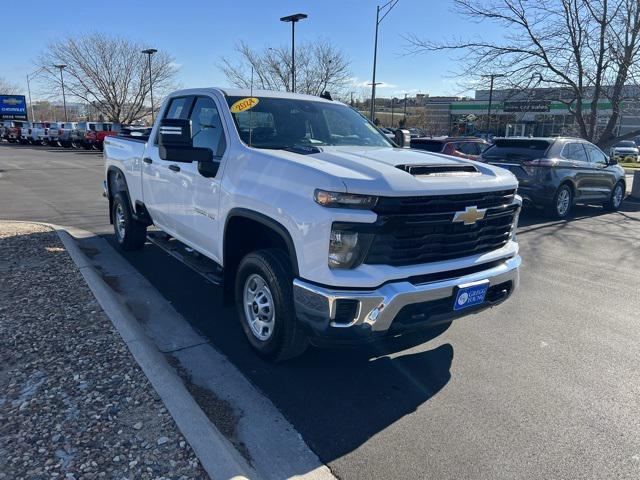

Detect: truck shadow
[213, 306, 455, 465]
[103, 232, 454, 466]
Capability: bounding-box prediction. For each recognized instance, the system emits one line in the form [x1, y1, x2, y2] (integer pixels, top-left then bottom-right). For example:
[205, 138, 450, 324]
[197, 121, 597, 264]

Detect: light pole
[481, 73, 504, 134]
[54, 64, 68, 122]
[26, 67, 45, 122]
[142, 49, 158, 123]
[280, 13, 307, 93]
[370, 0, 400, 121]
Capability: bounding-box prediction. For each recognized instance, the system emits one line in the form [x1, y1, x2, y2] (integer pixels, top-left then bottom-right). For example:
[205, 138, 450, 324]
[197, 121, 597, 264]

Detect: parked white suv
[49, 122, 78, 147]
[30, 122, 52, 144]
[104, 88, 521, 361]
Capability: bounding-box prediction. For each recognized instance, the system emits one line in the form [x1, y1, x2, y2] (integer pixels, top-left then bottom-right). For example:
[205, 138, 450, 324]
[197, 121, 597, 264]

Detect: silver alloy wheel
[243, 273, 275, 341]
[613, 184, 623, 208]
[115, 203, 126, 241]
[557, 188, 570, 216]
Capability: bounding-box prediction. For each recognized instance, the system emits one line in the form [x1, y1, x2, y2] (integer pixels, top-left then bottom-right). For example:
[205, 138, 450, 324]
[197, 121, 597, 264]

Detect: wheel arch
[224, 208, 299, 276]
[223, 209, 300, 304]
[106, 166, 152, 226]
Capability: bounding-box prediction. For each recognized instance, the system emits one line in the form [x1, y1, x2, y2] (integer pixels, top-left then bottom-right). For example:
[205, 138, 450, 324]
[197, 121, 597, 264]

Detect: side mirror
[158, 118, 213, 163]
[394, 129, 411, 148]
[608, 156, 618, 165]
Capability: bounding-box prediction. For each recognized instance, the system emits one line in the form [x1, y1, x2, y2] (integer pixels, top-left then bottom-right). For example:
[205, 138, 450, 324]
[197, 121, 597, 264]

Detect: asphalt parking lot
[1, 142, 639, 480]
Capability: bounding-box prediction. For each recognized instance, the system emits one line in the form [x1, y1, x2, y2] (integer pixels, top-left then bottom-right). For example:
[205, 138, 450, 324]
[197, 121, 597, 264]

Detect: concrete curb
[5, 221, 257, 480]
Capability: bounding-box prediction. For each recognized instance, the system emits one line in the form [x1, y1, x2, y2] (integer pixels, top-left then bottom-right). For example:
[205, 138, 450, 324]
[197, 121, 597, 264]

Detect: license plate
[453, 281, 489, 311]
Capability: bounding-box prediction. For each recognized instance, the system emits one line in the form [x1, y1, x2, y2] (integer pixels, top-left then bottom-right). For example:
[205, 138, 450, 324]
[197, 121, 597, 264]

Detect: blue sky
[3, 0, 494, 100]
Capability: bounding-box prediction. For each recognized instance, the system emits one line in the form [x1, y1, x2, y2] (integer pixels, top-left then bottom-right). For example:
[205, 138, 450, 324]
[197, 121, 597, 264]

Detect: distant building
[451, 86, 640, 137]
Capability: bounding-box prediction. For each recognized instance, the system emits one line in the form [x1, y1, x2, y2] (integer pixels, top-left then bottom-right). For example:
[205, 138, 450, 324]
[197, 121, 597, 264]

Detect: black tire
[111, 192, 147, 251]
[235, 249, 308, 362]
[546, 183, 573, 219]
[604, 181, 624, 211]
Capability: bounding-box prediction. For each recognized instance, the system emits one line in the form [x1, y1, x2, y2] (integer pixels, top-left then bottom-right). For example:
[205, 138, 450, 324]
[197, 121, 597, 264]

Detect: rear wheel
[235, 249, 308, 362]
[111, 192, 147, 251]
[546, 184, 573, 219]
[604, 181, 624, 211]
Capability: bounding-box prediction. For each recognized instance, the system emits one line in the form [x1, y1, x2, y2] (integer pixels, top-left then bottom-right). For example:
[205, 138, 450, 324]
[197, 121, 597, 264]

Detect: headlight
[329, 229, 360, 268]
[328, 228, 375, 269]
[314, 189, 378, 209]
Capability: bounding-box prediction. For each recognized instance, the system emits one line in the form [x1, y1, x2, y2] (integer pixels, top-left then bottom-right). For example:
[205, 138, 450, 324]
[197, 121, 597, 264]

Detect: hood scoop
[396, 164, 480, 176]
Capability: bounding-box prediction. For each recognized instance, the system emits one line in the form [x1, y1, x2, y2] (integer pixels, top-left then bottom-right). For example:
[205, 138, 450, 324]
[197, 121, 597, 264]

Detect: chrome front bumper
[293, 255, 520, 340]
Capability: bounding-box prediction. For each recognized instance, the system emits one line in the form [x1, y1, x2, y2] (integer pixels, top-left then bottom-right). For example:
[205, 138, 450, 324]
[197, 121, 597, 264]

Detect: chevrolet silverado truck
[104, 88, 522, 361]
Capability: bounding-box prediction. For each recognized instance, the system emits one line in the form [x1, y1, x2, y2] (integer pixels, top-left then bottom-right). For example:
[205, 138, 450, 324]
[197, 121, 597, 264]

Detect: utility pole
[280, 13, 308, 93]
[367, 82, 382, 122]
[481, 74, 504, 134]
[54, 64, 68, 122]
[391, 99, 394, 127]
[404, 93, 408, 118]
[370, 0, 400, 121]
[142, 49, 158, 123]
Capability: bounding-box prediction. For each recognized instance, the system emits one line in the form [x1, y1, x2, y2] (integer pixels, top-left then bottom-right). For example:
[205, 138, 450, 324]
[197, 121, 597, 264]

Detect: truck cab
[104, 88, 521, 361]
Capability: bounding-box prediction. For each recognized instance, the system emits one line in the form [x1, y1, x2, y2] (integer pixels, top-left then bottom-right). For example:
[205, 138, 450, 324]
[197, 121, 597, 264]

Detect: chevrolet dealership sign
[0, 95, 28, 120]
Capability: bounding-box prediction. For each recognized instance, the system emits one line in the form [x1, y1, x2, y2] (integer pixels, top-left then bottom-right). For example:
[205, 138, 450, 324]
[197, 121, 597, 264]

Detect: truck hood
[273, 146, 518, 196]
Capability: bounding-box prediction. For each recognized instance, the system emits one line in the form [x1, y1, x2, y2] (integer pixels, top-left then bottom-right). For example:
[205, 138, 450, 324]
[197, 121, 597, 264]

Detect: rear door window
[562, 143, 589, 162]
[456, 142, 481, 155]
[164, 97, 193, 120]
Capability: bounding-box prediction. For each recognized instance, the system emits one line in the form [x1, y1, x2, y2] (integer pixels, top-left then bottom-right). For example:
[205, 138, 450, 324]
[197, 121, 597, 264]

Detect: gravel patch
[0, 222, 208, 479]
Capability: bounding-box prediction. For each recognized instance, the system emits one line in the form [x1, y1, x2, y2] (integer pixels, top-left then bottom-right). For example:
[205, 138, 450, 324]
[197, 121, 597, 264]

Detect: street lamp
[142, 48, 158, 123]
[280, 13, 307, 93]
[481, 73, 505, 134]
[370, 0, 400, 121]
[54, 64, 68, 122]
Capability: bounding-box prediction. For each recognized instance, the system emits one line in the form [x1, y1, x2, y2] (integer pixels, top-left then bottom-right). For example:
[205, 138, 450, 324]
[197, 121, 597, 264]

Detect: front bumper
[293, 255, 520, 345]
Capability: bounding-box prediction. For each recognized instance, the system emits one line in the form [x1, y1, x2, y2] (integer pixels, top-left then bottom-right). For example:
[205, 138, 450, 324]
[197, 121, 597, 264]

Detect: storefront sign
[503, 100, 550, 113]
[0, 95, 28, 120]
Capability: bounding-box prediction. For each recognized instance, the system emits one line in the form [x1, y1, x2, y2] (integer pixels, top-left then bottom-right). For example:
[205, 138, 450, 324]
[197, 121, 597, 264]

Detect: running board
[147, 232, 223, 285]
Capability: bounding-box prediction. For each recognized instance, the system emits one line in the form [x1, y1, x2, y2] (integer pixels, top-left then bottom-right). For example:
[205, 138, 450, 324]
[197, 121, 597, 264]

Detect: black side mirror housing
[158, 118, 214, 163]
[608, 156, 618, 165]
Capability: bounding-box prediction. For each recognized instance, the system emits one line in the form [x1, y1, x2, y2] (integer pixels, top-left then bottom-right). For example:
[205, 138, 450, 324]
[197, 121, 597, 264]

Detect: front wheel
[546, 184, 573, 219]
[235, 249, 308, 362]
[604, 181, 624, 211]
[111, 192, 147, 251]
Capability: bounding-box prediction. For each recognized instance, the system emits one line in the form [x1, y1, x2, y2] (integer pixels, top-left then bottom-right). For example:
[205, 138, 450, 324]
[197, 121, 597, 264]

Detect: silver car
[610, 140, 639, 162]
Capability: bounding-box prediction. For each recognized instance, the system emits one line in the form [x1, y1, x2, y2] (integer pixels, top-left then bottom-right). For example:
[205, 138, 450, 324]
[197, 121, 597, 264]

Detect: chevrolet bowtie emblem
[452, 206, 487, 225]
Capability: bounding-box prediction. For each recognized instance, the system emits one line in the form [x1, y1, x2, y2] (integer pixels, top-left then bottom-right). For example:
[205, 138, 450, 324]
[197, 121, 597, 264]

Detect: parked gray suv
[480, 137, 626, 218]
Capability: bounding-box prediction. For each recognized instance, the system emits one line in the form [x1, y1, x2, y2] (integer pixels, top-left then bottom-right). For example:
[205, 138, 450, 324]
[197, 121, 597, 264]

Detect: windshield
[616, 141, 636, 147]
[225, 96, 393, 149]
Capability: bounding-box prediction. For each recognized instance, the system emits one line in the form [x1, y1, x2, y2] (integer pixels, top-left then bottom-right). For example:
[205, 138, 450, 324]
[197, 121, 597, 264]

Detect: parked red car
[410, 137, 489, 161]
[84, 122, 121, 150]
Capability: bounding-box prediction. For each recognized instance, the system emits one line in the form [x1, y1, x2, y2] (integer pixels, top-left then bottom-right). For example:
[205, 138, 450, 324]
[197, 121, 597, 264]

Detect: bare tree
[406, 0, 640, 146]
[0, 77, 20, 94]
[220, 40, 352, 97]
[37, 33, 178, 124]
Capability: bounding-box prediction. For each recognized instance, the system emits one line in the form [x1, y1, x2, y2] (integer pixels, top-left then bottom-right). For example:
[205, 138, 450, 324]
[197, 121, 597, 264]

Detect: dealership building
[414, 86, 640, 138]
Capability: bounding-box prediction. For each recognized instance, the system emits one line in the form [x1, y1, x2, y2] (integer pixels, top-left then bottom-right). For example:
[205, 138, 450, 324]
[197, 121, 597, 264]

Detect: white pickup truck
[104, 88, 521, 361]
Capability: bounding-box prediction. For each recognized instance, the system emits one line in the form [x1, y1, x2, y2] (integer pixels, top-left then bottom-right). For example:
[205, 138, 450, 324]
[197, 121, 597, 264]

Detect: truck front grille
[363, 189, 518, 267]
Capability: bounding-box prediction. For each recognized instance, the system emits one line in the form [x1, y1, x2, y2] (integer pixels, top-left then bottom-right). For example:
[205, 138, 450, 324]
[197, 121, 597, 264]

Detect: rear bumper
[516, 183, 556, 206]
[293, 255, 520, 345]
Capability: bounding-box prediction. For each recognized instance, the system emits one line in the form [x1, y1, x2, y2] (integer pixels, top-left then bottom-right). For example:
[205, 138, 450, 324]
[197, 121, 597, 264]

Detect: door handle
[168, 164, 181, 172]
[143, 157, 153, 164]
